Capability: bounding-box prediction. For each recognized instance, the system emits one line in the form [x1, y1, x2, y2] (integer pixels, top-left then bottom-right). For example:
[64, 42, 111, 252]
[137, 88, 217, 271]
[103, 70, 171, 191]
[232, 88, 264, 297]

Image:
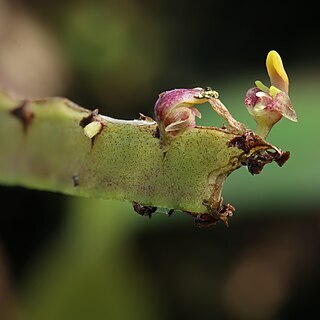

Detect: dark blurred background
[0, 0, 319, 319]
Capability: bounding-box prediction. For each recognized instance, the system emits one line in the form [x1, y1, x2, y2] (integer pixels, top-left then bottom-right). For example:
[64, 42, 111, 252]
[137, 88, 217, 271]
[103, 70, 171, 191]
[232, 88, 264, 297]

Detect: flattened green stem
[0, 91, 289, 225]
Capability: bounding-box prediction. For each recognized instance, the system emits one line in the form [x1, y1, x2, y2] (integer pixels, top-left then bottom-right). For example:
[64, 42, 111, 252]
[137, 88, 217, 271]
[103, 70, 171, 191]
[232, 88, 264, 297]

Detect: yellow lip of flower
[266, 50, 289, 94]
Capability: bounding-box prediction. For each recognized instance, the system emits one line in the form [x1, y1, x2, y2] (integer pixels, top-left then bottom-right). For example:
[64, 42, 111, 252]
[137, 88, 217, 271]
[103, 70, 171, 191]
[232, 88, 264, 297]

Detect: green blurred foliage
[58, 1, 166, 117]
[21, 199, 160, 320]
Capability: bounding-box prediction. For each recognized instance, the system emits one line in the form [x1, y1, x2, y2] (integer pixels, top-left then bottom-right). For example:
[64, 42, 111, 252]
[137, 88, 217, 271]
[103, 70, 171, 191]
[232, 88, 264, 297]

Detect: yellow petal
[255, 80, 269, 93]
[269, 85, 282, 98]
[266, 50, 289, 93]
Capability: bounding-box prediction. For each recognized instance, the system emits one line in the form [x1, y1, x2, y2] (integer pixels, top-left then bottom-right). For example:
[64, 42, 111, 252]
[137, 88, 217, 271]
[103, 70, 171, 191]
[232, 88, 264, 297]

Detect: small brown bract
[10, 100, 34, 133]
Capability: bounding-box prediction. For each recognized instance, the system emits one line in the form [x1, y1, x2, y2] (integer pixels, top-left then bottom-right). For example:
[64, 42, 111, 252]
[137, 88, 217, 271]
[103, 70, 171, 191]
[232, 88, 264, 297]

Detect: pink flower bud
[154, 87, 217, 136]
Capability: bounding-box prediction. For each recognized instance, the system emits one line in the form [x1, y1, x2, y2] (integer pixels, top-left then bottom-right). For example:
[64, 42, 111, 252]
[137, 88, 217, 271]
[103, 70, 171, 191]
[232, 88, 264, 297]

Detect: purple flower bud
[154, 87, 217, 136]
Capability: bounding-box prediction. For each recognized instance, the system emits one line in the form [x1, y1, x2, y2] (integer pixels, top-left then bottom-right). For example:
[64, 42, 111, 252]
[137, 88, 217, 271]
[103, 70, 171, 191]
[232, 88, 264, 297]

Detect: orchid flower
[245, 50, 297, 138]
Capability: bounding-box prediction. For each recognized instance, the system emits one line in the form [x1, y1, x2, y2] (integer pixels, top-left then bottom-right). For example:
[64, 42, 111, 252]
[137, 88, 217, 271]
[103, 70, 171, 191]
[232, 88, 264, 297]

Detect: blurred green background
[0, 0, 319, 319]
